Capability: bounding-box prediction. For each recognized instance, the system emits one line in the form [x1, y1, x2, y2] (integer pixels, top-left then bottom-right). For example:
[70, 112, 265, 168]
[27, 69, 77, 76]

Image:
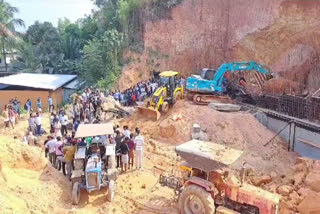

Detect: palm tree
[0, 0, 24, 72]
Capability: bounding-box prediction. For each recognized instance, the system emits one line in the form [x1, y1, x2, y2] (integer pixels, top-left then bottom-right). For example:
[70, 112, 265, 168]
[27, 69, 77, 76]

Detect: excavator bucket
[137, 106, 161, 121]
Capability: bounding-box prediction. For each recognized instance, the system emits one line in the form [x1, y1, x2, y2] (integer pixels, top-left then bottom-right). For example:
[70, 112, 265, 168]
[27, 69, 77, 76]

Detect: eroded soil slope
[120, 0, 320, 94]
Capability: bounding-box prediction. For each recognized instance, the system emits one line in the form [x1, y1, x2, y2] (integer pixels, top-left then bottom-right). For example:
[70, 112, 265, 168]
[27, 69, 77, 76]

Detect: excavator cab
[137, 71, 184, 121]
[201, 68, 216, 80]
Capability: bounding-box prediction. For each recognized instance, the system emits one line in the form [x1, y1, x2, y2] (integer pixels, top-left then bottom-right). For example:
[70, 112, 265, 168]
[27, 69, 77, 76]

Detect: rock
[305, 172, 320, 192]
[251, 175, 272, 186]
[295, 163, 308, 173]
[298, 192, 320, 214]
[311, 160, 320, 172]
[289, 191, 301, 205]
[209, 102, 241, 112]
[279, 200, 292, 214]
[277, 185, 294, 197]
[141, 184, 146, 189]
[294, 172, 305, 186]
[267, 184, 277, 193]
[270, 171, 278, 178]
[296, 157, 309, 165]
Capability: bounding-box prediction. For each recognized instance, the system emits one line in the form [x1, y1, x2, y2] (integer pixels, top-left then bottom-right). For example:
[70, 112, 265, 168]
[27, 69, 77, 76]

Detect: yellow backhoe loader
[137, 71, 184, 121]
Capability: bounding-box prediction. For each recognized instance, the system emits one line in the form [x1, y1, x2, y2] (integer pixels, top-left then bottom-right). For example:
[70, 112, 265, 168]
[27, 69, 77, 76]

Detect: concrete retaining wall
[255, 112, 320, 159]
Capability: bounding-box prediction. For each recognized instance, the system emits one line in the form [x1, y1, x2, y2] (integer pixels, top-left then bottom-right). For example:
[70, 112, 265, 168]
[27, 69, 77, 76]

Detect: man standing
[36, 98, 42, 110]
[35, 112, 42, 136]
[62, 141, 76, 180]
[134, 128, 144, 169]
[123, 125, 131, 138]
[28, 99, 32, 111]
[128, 133, 135, 170]
[48, 96, 53, 113]
[54, 136, 63, 169]
[120, 137, 130, 173]
[60, 111, 68, 136]
[114, 130, 124, 168]
[45, 136, 57, 165]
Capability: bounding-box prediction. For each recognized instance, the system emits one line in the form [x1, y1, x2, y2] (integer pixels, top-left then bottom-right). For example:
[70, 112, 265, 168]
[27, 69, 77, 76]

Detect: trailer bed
[175, 140, 243, 171]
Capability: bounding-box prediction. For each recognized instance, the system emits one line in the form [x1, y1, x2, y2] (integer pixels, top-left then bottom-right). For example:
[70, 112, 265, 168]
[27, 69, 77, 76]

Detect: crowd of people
[2, 96, 56, 131]
[2, 97, 22, 129]
[112, 79, 159, 106]
[19, 87, 144, 181]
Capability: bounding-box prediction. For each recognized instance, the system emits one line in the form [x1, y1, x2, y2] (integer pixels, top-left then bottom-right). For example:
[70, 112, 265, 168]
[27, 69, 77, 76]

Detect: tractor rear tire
[72, 182, 81, 205]
[161, 102, 169, 113]
[178, 185, 215, 214]
[107, 180, 115, 202]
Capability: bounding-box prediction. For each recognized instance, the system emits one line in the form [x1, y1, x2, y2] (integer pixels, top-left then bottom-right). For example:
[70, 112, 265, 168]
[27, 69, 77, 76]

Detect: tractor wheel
[161, 102, 169, 113]
[178, 185, 215, 214]
[107, 180, 115, 202]
[174, 91, 182, 104]
[72, 182, 81, 205]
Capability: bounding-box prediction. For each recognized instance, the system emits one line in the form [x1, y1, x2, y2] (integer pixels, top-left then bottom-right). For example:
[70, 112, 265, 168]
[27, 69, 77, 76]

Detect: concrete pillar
[289, 122, 296, 152]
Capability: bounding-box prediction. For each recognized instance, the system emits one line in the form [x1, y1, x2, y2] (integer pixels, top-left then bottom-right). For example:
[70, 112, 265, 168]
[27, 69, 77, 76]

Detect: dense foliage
[1, 0, 183, 88]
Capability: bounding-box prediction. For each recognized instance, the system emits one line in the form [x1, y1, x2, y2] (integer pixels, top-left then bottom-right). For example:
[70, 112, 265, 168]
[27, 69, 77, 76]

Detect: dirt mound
[0, 137, 46, 171]
[123, 100, 297, 174]
[0, 136, 72, 214]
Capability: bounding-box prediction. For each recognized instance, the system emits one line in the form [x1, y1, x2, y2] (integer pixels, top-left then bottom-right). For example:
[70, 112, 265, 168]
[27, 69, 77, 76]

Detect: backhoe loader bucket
[137, 106, 161, 121]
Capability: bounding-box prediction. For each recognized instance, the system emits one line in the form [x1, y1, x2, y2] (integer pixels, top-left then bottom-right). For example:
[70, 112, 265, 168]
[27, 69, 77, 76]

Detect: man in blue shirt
[36, 98, 42, 109]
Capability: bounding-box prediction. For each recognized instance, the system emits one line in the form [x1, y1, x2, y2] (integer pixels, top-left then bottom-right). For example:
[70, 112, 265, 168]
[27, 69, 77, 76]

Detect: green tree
[24, 21, 64, 73]
[10, 41, 42, 73]
[81, 29, 123, 88]
[0, 0, 24, 72]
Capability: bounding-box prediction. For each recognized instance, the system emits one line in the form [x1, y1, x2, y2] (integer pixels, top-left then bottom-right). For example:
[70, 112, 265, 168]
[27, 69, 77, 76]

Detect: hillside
[120, 0, 320, 94]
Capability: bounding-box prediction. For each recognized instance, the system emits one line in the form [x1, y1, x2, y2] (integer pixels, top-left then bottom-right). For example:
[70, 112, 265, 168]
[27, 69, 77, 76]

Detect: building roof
[63, 79, 83, 90]
[0, 73, 77, 90]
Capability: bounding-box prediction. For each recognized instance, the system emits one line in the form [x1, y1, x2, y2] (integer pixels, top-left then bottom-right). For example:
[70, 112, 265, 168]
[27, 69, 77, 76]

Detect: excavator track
[187, 92, 232, 105]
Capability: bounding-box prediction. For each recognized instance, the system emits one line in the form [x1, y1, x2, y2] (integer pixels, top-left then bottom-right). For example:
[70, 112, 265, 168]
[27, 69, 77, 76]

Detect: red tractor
[159, 140, 281, 214]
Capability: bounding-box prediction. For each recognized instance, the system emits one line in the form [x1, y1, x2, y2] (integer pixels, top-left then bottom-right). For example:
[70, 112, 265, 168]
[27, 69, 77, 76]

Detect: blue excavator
[186, 61, 272, 105]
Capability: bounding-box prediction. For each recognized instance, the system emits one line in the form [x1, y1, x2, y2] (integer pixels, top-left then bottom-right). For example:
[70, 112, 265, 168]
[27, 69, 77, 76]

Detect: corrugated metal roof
[0, 73, 77, 90]
[64, 78, 83, 89]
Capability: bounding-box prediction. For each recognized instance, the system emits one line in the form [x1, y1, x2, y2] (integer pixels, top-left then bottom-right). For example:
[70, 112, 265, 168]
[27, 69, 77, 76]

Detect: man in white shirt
[35, 112, 42, 136]
[123, 125, 131, 138]
[48, 96, 53, 113]
[60, 111, 69, 136]
[134, 128, 144, 169]
[45, 136, 57, 165]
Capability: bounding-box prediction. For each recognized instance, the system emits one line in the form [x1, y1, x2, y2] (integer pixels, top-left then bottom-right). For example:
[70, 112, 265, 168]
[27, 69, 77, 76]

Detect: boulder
[270, 171, 278, 178]
[295, 163, 308, 173]
[298, 192, 320, 214]
[305, 172, 320, 192]
[251, 175, 272, 186]
[289, 191, 301, 205]
[294, 172, 305, 186]
[279, 200, 292, 214]
[296, 157, 311, 165]
[297, 188, 316, 198]
[209, 102, 241, 112]
[277, 185, 294, 197]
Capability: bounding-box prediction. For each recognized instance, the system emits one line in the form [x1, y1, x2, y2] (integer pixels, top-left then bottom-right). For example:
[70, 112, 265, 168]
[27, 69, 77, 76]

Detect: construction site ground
[1, 99, 320, 214]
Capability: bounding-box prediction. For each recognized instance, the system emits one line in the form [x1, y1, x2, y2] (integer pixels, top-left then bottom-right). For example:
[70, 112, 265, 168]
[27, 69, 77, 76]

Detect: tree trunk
[1, 38, 7, 72]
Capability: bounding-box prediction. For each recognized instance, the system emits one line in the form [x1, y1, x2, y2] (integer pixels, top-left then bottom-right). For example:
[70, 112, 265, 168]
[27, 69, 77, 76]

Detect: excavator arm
[186, 61, 272, 105]
[213, 61, 270, 91]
